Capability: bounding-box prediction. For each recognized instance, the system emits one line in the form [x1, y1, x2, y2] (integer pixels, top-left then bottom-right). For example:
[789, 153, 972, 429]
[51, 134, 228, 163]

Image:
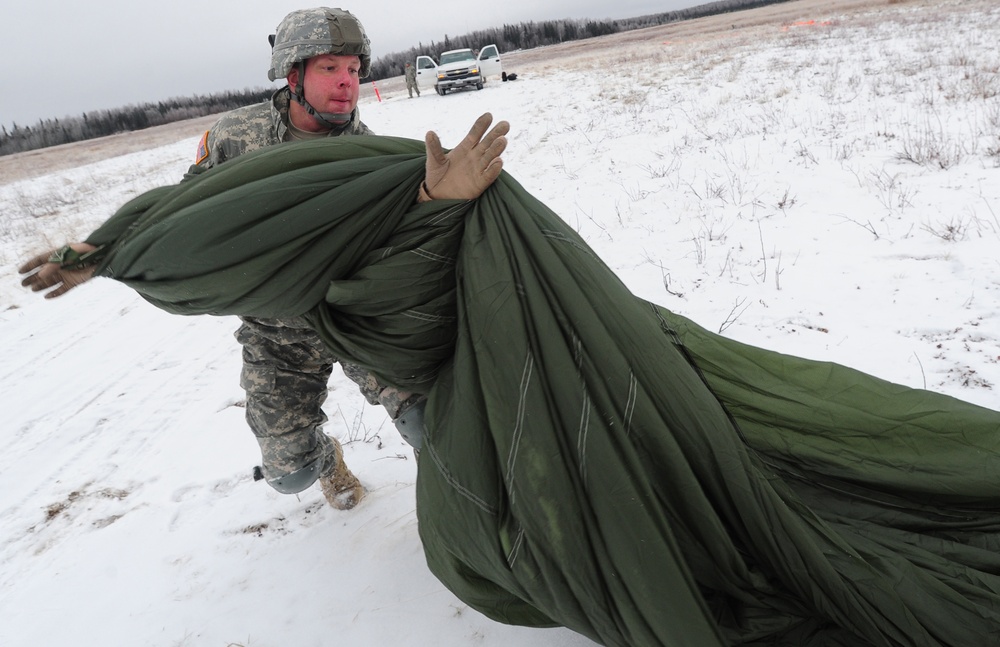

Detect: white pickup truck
[415, 45, 503, 96]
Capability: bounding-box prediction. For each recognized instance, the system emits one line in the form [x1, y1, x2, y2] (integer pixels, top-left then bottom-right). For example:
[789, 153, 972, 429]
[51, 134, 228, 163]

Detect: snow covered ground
[1, 0, 998, 644]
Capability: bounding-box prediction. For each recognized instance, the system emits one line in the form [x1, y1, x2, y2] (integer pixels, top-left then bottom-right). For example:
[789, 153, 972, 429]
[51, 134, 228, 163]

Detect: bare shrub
[922, 216, 970, 242]
[896, 121, 965, 169]
[967, 71, 1000, 100]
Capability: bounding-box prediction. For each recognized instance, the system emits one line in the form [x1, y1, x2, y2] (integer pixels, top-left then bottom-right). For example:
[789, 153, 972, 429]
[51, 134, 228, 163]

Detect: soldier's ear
[287, 66, 300, 91]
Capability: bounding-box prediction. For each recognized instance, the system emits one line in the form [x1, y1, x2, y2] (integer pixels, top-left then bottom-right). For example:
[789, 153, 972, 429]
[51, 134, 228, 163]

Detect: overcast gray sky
[2, 0, 697, 130]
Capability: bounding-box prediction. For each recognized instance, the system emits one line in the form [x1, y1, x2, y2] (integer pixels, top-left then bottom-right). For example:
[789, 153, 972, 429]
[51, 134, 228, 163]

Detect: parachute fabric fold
[91, 136, 1000, 647]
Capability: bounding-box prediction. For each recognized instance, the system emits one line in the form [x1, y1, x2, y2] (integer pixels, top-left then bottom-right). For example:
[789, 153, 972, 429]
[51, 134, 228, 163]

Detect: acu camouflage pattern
[236, 316, 354, 481]
[199, 89, 413, 485]
[196, 87, 371, 170]
[404, 64, 419, 98]
[267, 7, 372, 81]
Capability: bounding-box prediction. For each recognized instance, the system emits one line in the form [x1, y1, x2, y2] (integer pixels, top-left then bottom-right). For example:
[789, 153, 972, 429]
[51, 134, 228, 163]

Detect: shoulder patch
[195, 131, 210, 165]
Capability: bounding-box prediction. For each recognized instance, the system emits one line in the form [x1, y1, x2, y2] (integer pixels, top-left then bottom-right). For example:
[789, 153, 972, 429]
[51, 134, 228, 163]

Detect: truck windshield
[440, 51, 475, 65]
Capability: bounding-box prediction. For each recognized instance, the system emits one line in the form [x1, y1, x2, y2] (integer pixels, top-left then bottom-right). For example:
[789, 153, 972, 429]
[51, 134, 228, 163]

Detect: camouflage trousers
[236, 315, 416, 482]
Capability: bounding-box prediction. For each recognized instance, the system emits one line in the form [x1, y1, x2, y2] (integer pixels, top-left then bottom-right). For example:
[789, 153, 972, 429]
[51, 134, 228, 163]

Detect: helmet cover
[267, 7, 371, 81]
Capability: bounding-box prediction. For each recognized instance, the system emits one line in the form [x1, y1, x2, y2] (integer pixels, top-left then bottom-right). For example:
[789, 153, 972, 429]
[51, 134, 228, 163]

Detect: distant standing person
[405, 61, 420, 98]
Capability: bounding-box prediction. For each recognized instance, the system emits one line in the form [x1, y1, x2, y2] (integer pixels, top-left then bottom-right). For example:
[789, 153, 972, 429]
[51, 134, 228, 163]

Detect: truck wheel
[476, 82, 483, 90]
[436, 86, 445, 96]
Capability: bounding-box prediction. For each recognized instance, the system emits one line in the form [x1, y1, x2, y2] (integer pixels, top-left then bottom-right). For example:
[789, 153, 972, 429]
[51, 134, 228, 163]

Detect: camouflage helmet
[267, 8, 371, 81]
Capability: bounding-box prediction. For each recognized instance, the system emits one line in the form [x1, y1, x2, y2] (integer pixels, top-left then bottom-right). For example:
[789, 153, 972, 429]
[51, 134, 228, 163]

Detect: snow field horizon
[0, 1, 997, 645]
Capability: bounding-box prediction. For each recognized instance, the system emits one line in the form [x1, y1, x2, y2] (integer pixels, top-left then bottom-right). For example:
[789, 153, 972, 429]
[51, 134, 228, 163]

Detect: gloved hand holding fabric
[19, 242, 101, 298]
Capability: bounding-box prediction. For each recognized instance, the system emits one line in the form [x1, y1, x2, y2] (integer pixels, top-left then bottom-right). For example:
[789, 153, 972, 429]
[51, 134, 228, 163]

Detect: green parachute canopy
[89, 136, 1000, 647]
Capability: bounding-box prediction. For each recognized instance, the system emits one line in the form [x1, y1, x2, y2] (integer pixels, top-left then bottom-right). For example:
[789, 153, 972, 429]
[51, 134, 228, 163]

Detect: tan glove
[19, 243, 99, 298]
[421, 112, 510, 202]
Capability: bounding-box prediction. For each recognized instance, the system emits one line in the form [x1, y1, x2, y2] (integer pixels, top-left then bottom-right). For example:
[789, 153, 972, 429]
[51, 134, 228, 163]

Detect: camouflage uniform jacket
[404, 65, 417, 87]
[195, 86, 372, 166]
[194, 87, 413, 481]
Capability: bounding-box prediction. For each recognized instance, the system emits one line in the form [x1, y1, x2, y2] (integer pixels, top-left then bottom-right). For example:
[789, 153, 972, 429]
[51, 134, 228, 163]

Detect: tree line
[1, 0, 789, 157]
[0, 89, 273, 157]
[369, 0, 788, 79]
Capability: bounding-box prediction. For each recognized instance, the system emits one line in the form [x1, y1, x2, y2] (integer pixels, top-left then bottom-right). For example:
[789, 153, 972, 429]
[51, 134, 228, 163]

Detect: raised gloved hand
[19, 242, 100, 298]
[421, 112, 510, 202]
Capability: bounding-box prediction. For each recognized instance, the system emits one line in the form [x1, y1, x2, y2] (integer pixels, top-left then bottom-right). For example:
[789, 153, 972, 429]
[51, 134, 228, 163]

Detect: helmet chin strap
[291, 62, 354, 130]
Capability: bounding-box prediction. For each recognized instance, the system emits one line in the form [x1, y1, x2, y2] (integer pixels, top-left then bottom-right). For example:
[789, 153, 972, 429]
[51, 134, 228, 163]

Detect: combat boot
[319, 437, 364, 510]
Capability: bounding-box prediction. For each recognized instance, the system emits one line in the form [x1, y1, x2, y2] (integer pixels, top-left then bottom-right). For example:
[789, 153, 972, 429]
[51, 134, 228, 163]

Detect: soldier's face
[291, 54, 361, 127]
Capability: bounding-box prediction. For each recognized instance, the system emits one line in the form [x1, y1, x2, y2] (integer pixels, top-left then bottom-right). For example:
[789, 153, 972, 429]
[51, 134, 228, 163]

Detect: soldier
[18, 8, 509, 511]
[404, 61, 420, 98]
[193, 7, 384, 511]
